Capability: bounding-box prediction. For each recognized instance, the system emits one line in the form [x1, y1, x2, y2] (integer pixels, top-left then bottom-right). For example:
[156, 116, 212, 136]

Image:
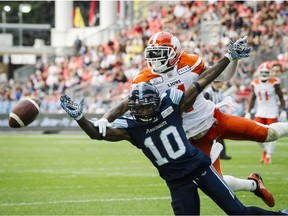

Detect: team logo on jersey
[161, 106, 173, 118]
[167, 79, 181, 87]
[177, 65, 191, 75]
[150, 77, 163, 85]
[146, 121, 167, 134]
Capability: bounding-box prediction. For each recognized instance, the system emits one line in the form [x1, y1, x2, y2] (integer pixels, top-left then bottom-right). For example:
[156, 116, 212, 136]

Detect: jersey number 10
[144, 126, 186, 166]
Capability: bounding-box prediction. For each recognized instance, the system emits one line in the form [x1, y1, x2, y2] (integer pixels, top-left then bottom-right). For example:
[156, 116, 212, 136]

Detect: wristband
[224, 53, 232, 62]
[193, 81, 203, 93]
[75, 113, 83, 121]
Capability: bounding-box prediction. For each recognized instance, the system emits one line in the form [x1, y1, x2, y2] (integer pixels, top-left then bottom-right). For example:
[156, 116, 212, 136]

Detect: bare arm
[103, 98, 129, 122]
[246, 86, 256, 113]
[77, 116, 132, 142]
[180, 57, 230, 113]
[275, 84, 285, 110]
[215, 60, 239, 81]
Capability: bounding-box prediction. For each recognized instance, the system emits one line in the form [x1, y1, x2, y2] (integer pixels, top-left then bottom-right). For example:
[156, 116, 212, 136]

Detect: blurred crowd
[1, 1, 288, 115]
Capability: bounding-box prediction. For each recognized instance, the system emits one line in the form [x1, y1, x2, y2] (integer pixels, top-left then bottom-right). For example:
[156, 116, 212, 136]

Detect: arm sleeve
[167, 88, 184, 105]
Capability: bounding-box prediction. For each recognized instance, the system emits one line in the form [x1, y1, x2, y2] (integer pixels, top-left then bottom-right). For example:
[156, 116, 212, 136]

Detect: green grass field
[0, 134, 287, 215]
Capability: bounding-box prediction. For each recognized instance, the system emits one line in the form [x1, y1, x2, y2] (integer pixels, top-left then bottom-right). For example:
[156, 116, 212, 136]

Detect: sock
[223, 175, 256, 192]
[266, 141, 276, 158]
[266, 122, 288, 142]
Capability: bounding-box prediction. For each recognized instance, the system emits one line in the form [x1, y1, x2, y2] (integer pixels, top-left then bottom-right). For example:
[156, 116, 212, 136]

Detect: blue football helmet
[128, 82, 160, 123]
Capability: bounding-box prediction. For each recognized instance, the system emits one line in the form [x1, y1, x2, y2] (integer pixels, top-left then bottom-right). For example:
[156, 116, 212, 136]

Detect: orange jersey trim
[252, 77, 281, 86]
[133, 52, 205, 85]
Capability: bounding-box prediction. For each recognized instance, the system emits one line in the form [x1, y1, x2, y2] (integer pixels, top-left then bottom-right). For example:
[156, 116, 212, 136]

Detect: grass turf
[0, 134, 287, 215]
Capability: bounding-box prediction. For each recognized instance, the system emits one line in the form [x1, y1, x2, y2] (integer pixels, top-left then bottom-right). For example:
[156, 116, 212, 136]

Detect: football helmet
[258, 63, 271, 82]
[128, 82, 160, 123]
[144, 32, 181, 73]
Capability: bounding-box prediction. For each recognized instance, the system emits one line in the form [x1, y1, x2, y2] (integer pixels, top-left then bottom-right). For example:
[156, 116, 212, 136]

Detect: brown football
[9, 98, 41, 128]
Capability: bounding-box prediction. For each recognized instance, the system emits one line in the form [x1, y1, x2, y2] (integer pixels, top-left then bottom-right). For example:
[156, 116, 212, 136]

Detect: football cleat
[248, 173, 275, 207]
[260, 151, 266, 163]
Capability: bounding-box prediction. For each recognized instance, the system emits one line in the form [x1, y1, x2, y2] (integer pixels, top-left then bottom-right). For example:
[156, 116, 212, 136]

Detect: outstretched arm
[180, 57, 230, 113]
[180, 38, 252, 113]
[94, 98, 129, 136]
[77, 116, 131, 142]
[60, 95, 131, 142]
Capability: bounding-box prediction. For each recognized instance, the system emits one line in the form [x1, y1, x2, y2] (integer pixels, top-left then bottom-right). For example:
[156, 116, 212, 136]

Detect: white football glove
[244, 112, 251, 119]
[279, 110, 287, 122]
[94, 118, 112, 137]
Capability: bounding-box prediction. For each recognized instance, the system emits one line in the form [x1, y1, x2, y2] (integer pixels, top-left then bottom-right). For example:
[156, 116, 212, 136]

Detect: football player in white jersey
[245, 63, 286, 164]
[93, 32, 288, 207]
[60, 53, 288, 215]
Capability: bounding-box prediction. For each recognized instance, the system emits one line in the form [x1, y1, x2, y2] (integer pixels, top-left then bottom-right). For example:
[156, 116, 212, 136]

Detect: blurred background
[0, 0, 287, 132]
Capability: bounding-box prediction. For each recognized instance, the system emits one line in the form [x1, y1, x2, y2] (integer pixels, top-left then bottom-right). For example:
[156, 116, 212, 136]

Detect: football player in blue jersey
[60, 46, 288, 215]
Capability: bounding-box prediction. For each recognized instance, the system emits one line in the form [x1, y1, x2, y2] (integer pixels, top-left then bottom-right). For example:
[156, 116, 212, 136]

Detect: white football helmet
[258, 63, 271, 82]
[144, 32, 181, 73]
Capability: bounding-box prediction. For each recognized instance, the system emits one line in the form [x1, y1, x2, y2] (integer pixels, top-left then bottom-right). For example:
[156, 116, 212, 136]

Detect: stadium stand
[0, 1, 287, 118]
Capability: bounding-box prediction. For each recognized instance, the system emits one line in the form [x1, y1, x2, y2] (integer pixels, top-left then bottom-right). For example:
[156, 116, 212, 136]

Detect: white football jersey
[251, 77, 281, 118]
[132, 52, 215, 137]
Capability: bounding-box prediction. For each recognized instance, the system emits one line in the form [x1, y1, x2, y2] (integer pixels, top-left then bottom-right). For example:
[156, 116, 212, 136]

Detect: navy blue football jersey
[113, 88, 211, 181]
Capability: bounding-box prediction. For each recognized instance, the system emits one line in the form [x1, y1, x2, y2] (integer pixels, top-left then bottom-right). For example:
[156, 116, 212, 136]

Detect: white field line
[0, 183, 165, 191]
[1, 194, 288, 207]
[0, 196, 170, 207]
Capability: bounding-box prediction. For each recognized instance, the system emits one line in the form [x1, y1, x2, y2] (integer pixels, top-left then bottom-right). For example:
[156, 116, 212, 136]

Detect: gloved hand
[225, 36, 252, 61]
[94, 118, 112, 137]
[244, 112, 251, 119]
[60, 95, 85, 120]
[234, 36, 248, 52]
[279, 110, 287, 121]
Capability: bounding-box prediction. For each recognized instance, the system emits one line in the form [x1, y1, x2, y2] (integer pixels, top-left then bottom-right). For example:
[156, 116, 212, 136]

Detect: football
[9, 97, 41, 128]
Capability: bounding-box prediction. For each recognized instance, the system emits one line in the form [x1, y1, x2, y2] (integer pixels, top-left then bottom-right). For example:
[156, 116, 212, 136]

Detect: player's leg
[223, 173, 275, 207]
[264, 118, 278, 164]
[266, 122, 288, 141]
[265, 141, 276, 164]
[254, 117, 269, 163]
[197, 166, 285, 215]
[167, 175, 200, 215]
[198, 111, 276, 205]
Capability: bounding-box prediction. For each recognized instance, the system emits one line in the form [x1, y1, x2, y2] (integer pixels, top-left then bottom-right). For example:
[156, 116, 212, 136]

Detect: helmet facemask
[145, 46, 177, 73]
[145, 32, 181, 73]
[259, 70, 271, 82]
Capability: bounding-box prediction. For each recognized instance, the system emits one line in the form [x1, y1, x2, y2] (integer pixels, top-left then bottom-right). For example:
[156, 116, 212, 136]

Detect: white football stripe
[0, 196, 170, 206]
[25, 98, 40, 111]
[9, 113, 25, 127]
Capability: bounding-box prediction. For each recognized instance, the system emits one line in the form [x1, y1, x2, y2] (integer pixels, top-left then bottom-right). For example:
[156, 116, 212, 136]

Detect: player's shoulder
[179, 52, 201, 65]
[251, 78, 260, 85]
[268, 77, 281, 85]
[178, 52, 205, 74]
[132, 68, 160, 84]
[162, 88, 184, 105]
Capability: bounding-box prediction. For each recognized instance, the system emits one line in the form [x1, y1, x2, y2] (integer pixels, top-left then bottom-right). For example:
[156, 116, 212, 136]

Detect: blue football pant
[168, 165, 284, 215]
